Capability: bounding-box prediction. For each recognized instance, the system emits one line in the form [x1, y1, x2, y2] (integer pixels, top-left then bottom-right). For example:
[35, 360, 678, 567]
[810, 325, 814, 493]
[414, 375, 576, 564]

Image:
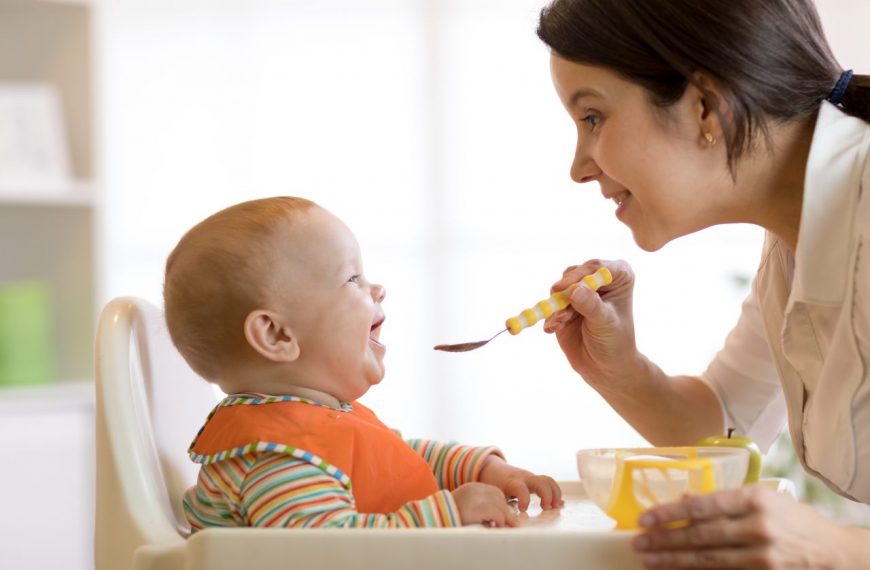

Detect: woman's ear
[244, 310, 300, 362]
[690, 72, 733, 145]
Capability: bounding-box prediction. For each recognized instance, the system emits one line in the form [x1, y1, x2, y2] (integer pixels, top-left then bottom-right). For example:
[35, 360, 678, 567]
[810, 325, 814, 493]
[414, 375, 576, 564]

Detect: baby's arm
[404, 440, 562, 512]
[405, 439, 503, 490]
[239, 453, 463, 528]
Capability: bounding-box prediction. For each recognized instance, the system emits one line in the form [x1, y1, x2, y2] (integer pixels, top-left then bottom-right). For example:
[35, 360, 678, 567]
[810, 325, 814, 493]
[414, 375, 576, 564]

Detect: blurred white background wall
[97, 0, 869, 483]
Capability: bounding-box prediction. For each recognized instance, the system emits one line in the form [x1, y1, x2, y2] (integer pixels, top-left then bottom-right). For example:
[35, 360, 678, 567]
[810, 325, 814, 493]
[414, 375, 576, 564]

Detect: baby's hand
[478, 455, 564, 511]
[451, 483, 519, 527]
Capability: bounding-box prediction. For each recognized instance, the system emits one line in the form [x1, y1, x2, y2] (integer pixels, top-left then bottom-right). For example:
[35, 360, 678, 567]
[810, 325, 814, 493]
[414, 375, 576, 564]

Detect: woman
[536, 0, 870, 567]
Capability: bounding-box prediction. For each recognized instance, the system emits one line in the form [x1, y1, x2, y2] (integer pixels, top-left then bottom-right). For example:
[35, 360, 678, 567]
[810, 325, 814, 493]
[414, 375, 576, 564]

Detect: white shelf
[0, 3, 98, 570]
[0, 181, 96, 206]
[0, 0, 97, 385]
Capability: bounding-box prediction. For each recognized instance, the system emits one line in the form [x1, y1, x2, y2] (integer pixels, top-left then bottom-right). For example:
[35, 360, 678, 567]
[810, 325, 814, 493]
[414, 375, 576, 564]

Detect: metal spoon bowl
[433, 328, 508, 352]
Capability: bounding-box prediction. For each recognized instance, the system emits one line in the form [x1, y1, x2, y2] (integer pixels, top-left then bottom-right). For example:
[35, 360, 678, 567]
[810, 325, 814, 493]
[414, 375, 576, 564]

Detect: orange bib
[189, 398, 439, 513]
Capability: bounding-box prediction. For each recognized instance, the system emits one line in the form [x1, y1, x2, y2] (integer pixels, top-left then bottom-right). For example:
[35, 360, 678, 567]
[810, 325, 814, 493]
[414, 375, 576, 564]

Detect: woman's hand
[544, 259, 643, 390]
[478, 455, 564, 511]
[633, 485, 866, 568]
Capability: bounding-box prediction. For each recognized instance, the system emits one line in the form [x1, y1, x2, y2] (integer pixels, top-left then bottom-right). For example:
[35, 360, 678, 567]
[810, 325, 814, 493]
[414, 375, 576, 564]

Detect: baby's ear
[244, 310, 300, 362]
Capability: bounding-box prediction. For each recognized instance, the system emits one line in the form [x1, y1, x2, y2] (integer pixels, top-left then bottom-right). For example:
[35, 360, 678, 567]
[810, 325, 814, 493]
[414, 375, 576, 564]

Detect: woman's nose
[371, 283, 386, 303]
[570, 140, 600, 184]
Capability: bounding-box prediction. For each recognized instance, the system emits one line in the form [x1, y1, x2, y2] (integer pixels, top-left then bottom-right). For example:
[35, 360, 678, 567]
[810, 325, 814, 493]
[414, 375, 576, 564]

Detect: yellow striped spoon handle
[505, 267, 612, 335]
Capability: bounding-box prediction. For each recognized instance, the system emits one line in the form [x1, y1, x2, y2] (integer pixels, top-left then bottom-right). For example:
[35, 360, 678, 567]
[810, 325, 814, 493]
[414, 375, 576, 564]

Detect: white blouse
[701, 101, 870, 503]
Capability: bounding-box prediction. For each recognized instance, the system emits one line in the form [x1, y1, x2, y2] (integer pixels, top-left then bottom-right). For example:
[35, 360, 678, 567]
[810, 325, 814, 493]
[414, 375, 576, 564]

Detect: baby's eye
[348, 274, 361, 284]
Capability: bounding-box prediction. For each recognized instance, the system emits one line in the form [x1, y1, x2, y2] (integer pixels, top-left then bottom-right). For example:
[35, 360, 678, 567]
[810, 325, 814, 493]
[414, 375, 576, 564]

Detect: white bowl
[576, 447, 749, 527]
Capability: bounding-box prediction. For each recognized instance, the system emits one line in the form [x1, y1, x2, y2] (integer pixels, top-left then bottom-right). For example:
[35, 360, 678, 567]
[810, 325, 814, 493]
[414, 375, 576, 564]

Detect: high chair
[95, 296, 219, 569]
[95, 297, 645, 570]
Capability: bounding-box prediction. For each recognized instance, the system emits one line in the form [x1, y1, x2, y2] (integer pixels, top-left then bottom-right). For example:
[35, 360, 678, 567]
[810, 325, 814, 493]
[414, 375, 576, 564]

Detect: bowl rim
[576, 446, 750, 456]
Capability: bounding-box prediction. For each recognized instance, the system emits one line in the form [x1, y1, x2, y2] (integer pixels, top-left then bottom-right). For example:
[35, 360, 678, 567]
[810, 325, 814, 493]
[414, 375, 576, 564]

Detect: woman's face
[550, 54, 732, 251]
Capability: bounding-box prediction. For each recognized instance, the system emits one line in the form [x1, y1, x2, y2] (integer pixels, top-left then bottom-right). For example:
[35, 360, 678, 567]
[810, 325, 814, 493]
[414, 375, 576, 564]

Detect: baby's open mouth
[370, 317, 385, 346]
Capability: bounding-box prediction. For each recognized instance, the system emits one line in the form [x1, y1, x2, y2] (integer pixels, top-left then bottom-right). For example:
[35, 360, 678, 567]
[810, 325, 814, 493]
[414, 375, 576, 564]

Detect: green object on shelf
[0, 281, 54, 387]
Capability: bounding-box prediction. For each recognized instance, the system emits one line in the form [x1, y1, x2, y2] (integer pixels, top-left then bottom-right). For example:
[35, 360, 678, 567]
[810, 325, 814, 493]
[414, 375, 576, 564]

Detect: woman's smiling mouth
[612, 191, 630, 206]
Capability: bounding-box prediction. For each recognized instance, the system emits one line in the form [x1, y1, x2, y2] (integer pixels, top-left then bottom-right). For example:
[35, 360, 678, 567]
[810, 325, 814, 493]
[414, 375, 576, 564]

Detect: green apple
[696, 428, 762, 484]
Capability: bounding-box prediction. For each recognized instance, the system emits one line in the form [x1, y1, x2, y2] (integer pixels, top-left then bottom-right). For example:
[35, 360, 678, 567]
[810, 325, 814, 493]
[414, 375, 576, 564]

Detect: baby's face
[269, 207, 386, 402]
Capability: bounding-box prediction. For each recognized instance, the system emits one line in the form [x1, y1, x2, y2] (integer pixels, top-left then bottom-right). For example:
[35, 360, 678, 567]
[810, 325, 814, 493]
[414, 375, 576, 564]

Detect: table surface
[507, 481, 619, 532]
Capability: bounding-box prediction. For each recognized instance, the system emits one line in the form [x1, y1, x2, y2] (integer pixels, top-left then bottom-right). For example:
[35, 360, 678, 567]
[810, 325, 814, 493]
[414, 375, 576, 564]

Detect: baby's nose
[371, 283, 386, 303]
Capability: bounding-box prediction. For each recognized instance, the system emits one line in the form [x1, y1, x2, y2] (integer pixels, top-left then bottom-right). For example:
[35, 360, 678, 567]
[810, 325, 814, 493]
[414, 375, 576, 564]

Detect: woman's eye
[580, 114, 600, 130]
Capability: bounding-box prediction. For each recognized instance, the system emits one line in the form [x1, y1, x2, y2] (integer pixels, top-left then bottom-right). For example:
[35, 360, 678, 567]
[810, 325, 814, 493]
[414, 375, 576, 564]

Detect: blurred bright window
[100, 0, 864, 480]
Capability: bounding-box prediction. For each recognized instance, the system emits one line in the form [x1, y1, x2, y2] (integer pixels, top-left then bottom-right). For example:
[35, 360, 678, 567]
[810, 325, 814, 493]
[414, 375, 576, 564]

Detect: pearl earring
[704, 132, 716, 146]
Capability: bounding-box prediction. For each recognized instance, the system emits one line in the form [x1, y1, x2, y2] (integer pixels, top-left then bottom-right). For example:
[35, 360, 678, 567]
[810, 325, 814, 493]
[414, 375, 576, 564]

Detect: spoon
[433, 267, 612, 353]
[433, 328, 510, 353]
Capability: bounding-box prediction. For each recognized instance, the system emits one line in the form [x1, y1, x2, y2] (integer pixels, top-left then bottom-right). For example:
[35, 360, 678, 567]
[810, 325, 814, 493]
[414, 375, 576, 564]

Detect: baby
[164, 197, 563, 529]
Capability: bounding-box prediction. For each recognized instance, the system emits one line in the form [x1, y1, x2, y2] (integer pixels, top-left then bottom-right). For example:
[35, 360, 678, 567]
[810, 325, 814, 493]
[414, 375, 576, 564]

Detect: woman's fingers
[635, 513, 769, 551]
[566, 278, 610, 320]
[548, 258, 640, 386]
[545, 259, 633, 331]
[543, 309, 579, 333]
[639, 487, 767, 529]
[629, 486, 854, 569]
[546, 261, 605, 332]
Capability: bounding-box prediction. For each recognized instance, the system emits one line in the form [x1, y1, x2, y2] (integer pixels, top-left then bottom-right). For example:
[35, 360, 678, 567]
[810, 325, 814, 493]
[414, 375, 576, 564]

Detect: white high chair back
[95, 297, 220, 569]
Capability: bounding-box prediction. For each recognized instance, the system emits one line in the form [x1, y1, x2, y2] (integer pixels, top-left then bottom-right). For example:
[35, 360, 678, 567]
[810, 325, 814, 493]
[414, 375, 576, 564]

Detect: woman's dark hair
[537, 0, 870, 170]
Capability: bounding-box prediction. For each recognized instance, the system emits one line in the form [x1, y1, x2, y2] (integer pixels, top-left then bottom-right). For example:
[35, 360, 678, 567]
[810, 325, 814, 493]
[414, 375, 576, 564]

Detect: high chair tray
[138, 479, 792, 570]
[139, 481, 632, 570]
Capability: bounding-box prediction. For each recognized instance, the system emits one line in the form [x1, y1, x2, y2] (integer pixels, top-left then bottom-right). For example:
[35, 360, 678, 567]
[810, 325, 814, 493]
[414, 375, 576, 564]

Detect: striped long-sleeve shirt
[183, 436, 501, 530]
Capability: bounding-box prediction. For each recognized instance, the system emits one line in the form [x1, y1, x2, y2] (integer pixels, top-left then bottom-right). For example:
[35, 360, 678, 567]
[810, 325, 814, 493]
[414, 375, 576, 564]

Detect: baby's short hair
[164, 196, 316, 380]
